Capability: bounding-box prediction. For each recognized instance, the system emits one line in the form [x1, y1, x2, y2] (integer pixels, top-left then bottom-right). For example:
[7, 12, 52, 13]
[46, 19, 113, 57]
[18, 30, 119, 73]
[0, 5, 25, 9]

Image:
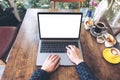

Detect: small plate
[103, 48, 120, 64]
[104, 33, 116, 47]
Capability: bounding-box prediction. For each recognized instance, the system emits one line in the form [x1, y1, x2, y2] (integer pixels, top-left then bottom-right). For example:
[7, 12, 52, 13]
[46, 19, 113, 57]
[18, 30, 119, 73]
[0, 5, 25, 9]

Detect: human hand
[41, 55, 60, 73]
[66, 45, 84, 65]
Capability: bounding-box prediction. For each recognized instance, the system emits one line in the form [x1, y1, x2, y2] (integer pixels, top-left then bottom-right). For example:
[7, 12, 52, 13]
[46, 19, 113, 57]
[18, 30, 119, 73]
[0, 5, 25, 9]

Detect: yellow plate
[103, 48, 120, 64]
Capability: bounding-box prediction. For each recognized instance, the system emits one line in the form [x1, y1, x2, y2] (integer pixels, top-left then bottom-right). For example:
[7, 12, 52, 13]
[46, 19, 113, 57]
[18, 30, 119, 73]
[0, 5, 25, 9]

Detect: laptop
[36, 12, 83, 66]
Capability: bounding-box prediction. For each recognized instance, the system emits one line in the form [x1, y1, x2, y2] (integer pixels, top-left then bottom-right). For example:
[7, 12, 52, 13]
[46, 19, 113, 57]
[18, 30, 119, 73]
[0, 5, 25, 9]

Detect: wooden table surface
[2, 9, 120, 80]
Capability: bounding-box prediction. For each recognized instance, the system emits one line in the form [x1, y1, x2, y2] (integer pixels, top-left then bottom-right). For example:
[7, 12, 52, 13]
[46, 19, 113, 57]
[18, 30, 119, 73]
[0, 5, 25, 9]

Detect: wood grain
[0, 60, 5, 65]
[2, 9, 120, 80]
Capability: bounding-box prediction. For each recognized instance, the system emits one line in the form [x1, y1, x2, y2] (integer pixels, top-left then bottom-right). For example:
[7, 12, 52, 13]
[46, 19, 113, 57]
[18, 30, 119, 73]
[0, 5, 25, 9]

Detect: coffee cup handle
[103, 24, 108, 29]
[105, 26, 108, 29]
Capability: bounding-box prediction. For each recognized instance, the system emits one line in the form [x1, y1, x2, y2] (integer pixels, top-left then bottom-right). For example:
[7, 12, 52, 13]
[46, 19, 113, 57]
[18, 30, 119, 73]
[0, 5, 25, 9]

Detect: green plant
[82, 0, 90, 7]
[56, 2, 79, 9]
[14, 0, 26, 9]
[0, 0, 9, 10]
[69, 3, 79, 9]
[82, 0, 101, 7]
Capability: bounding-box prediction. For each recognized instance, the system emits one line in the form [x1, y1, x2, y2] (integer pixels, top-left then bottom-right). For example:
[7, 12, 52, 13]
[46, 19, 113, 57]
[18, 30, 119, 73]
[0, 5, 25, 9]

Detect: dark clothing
[75, 62, 98, 80]
[30, 62, 98, 80]
[30, 69, 49, 80]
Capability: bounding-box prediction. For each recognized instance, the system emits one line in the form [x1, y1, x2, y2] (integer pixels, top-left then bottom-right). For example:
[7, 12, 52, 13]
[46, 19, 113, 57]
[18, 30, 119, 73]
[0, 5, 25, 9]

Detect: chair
[0, 26, 17, 63]
[50, 0, 86, 9]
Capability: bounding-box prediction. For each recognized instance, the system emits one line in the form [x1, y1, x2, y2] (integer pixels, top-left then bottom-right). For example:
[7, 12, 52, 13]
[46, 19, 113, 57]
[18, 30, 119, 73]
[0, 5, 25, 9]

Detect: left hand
[41, 55, 60, 73]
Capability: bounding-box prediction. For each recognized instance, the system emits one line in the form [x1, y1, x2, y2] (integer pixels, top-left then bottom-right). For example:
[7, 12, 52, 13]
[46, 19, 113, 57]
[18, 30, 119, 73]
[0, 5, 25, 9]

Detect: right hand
[66, 45, 84, 65]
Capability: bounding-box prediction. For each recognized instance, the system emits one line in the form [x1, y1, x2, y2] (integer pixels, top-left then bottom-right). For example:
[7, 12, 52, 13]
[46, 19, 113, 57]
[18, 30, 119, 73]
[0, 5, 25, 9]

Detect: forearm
[30, 69, 49, 80]
[75, 62, 98, 80]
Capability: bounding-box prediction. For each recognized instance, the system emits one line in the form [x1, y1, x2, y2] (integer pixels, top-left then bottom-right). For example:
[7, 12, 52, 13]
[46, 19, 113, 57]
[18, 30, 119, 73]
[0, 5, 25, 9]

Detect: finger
[72, 45, 76, 48]
[66, 48, 70, 53]
[66, 46, 71, 50]
[66, 46, 69, 49]
[66, 51, 74, 64]
[66, 46, 72, 52]
[66, 47, 70, 53]
[71, 45, 78, 51]
[54, 62, 60, 71]
[66, 47, 71, 54]
[67, 52, 70, 58]
[66, 46, 71, 57]
[66, 46, 74, 52]
[66, 51, 70, 56]
[49, 55, 58, 60]
[68, 45, 75, 51]
[67, 46, 75, 54]
[53, 56, 60, 63]
[66, 50, 72, 59]
[49, 54, 54, 60]
[51, 57, 60, 71]
[47, 55, 52, 60]
[52, 55, 60, 62]
[67, 49, 73, 56]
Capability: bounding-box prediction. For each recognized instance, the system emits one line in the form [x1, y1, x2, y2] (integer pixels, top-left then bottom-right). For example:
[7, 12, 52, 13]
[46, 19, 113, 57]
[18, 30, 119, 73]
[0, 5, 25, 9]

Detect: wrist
[75, 59, 84, 65]
[41, 66, 52, 73]
[41, 67, 48, 72]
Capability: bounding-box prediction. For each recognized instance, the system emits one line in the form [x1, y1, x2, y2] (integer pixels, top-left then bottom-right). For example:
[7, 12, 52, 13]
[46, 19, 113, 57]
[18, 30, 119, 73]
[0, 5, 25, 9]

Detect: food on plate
[104, 33, 116, 47]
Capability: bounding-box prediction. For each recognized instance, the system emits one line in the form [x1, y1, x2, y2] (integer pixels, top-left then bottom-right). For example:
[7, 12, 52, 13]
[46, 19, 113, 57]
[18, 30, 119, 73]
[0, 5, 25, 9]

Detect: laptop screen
[38, 12, 82, 39]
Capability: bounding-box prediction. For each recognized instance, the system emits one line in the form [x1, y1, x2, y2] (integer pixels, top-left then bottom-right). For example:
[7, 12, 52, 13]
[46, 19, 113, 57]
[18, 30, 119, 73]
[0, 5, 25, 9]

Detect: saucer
[103, 48, 120, 64]
[104, 33, 116, 47]
[90, 28, 102, 37]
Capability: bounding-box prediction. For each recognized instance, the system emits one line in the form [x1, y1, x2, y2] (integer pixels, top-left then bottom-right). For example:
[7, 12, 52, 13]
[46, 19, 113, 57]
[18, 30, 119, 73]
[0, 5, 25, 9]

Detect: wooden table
[2, 9, 120, 80]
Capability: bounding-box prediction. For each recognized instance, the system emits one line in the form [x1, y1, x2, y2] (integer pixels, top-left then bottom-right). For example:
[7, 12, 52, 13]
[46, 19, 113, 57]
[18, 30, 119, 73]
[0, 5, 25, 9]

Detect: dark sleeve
[75, 62, 98, 80]
[29, 69, 49, 80]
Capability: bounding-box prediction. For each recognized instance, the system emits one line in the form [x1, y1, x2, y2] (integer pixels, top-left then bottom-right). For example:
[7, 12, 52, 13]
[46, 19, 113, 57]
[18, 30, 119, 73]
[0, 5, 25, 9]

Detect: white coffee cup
[84, 18, 93, 30]
[111, 48, 120, 56]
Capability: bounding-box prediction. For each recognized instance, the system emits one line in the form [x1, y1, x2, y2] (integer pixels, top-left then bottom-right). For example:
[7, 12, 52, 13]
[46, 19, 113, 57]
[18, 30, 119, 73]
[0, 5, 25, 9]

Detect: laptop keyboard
[40, 42, 79, 53]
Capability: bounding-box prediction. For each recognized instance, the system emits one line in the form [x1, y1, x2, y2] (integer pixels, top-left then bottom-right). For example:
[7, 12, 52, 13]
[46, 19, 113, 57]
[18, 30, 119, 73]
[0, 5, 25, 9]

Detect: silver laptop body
[36, 12, 83, 66]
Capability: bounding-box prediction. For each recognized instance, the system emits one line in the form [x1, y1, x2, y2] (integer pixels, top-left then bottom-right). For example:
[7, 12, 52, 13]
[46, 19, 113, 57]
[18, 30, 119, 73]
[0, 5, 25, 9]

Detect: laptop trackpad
[36, 53, 74, 66]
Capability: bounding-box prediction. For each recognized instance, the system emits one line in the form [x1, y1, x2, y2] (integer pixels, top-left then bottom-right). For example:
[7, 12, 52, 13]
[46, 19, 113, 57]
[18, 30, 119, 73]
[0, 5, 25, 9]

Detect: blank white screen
[38, 14, 82, 38]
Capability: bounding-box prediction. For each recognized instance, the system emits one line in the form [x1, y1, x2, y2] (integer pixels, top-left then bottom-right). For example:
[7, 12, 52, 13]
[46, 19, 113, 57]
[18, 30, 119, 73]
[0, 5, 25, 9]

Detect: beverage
[84, 10, 93, 30]
[94, 22, 106, 34]
[111, 48, 120, 56]
[97, 22, 105, 27]
[96, 35, 105, 43]
[86, 19, 93, 27]
[103, 48, 120, 64]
